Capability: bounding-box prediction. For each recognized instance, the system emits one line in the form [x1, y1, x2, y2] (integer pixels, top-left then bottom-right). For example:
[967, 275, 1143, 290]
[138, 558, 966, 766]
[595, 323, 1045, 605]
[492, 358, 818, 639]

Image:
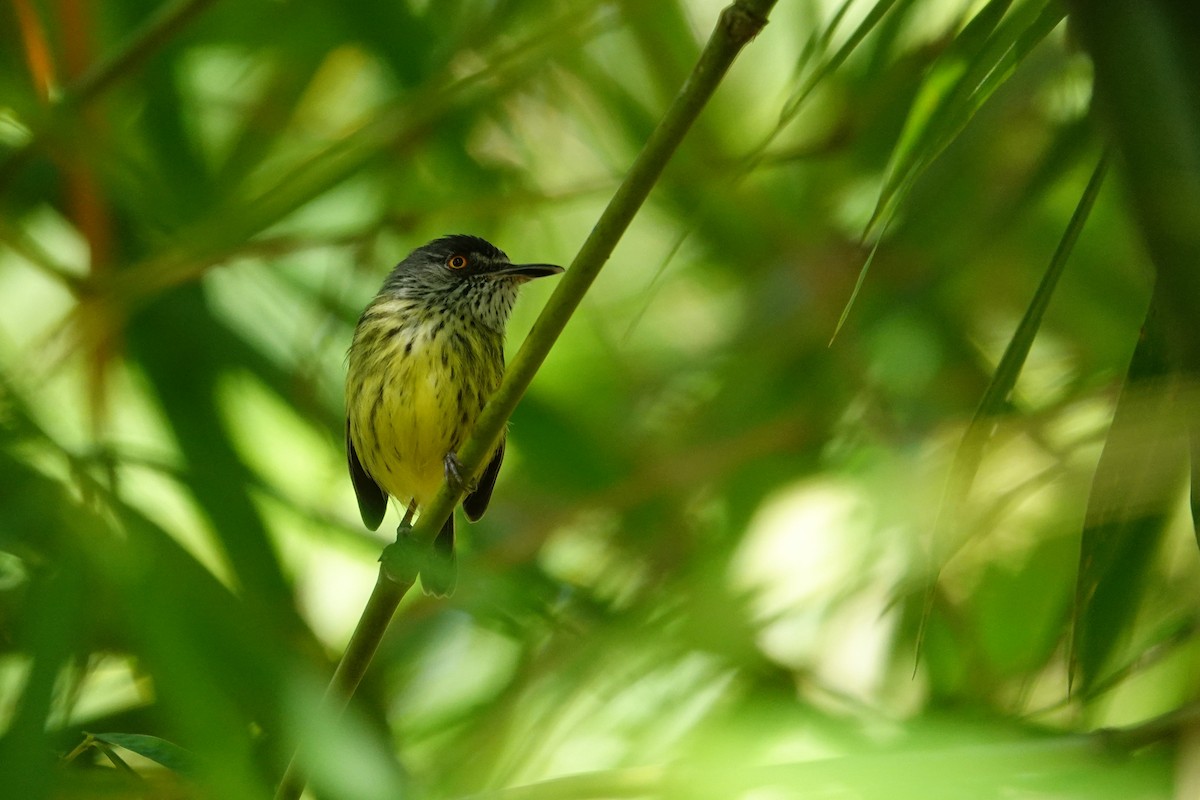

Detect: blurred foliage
[0, 0, 1198, 798]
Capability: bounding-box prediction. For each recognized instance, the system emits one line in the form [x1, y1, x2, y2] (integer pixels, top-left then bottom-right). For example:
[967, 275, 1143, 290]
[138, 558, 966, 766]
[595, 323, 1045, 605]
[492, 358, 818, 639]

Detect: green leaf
[1067, 0, 1200, 375]
[837, 0, 1064, 333]
[780, 0, 909, 124]
[865, 0, 1063, 239]
[918, 154, 1109, 655]
[91, 733, 196, 776]
[1070, 290, 1185, 693]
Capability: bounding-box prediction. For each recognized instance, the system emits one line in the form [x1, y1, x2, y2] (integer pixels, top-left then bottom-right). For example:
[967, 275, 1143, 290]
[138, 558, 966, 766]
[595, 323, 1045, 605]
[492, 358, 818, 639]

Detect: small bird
[345, 234, 563, 595]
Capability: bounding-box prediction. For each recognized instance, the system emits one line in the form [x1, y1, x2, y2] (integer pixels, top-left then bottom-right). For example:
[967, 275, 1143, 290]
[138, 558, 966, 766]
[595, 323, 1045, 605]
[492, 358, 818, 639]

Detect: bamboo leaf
[1070, 291, 1185, 693]
[917, 154, 1109, 655]
[780, 0, 909, 124]
[1067, 0, 1200, 692]
[92, 733, 196, 776]
[1065, 1, 1200, 368]
[864, 0, 1062, 239]
[838, 0, 1063, 333]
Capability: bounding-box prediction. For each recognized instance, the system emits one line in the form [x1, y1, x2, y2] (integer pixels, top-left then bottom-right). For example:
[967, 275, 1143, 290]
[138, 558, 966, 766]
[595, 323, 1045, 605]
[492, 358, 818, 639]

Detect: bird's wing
[462, 438, 505, 521]
[347, 417, 388, 530]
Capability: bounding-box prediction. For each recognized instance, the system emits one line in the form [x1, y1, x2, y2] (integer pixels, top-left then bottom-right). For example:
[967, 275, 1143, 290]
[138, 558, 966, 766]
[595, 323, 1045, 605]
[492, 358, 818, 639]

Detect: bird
[345, 234, 563, 595]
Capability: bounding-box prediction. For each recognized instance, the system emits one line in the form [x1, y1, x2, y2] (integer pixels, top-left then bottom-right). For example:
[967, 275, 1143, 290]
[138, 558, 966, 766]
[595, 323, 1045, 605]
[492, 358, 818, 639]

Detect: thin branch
[273, 2, 779, 798]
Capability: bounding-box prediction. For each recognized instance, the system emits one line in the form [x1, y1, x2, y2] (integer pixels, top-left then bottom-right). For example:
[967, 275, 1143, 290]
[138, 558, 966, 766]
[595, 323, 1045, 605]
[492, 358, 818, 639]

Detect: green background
[1, 0, 1197, 797]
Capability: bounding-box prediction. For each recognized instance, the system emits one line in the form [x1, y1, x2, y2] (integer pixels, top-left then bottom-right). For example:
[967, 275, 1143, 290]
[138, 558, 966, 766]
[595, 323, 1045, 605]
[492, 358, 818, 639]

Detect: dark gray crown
[418, 234, 508, 264]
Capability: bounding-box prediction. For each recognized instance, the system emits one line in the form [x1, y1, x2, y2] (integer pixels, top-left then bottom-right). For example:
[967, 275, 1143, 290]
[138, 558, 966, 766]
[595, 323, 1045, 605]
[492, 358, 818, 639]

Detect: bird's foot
[397, 501, 417, 534]
[443, 451, 478, 495]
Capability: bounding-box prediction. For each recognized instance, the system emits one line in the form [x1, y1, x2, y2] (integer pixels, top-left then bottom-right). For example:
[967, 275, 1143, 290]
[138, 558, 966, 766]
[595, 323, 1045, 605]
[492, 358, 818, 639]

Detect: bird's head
[381, 234, 563, 331]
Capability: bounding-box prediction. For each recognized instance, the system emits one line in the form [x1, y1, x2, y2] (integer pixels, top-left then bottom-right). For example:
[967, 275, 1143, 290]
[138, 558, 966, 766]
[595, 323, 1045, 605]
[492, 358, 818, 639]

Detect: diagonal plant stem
[273, 2, 779, 798]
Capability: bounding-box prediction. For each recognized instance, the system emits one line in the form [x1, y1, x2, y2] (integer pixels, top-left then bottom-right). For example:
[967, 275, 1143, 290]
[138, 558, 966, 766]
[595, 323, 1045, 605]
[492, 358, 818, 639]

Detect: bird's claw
[444, 451, 477, 495]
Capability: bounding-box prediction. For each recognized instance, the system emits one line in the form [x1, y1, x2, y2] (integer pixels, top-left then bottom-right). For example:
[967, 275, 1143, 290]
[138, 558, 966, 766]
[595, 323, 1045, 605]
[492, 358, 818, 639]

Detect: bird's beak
[488, 263, 565, 281]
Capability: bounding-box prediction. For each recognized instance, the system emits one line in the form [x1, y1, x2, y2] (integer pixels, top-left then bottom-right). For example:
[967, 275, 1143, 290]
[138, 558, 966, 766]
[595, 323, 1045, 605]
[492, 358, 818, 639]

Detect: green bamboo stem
[409, 0, 776, 551]
[274, 2, 778, 797]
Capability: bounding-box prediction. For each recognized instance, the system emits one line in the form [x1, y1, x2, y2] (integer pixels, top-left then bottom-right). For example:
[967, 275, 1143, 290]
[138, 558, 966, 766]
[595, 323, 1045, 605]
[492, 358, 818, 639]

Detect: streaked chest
[347, 306, 504, 492]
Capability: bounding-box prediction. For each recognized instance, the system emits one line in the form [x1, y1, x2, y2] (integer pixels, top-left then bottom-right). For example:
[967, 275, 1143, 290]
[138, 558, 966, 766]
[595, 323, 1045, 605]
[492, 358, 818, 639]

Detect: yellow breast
[347, 312, 503, 508]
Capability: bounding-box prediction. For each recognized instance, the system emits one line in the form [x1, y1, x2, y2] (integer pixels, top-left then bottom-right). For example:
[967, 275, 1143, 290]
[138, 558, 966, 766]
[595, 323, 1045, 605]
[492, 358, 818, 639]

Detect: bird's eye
[447, 254, 469, 270]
